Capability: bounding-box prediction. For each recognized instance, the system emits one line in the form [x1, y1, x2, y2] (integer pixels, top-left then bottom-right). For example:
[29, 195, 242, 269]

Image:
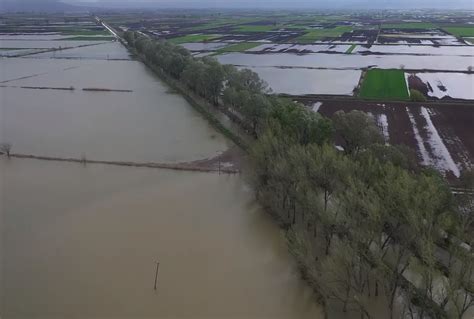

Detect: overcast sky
[69, 0, 474, 9]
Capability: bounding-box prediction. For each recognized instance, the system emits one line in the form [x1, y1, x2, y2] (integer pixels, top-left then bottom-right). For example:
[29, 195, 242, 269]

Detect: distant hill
[0, 0, 80, 12]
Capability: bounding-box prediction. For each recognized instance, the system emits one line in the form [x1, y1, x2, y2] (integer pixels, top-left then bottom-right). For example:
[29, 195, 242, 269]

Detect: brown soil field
[298, 98, 474, 179]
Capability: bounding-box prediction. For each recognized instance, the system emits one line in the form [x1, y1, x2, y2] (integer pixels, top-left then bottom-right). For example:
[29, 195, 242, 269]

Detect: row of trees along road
[123, 31, 473, 319]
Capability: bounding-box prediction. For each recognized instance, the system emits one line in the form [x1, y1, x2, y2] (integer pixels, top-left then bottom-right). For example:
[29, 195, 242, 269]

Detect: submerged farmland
[0, 13, 325, 319]
[103, 10, 473, 178]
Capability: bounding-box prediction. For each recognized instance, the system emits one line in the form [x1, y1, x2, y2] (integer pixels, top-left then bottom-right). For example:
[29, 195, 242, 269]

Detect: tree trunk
[343, 284, 350, 312]
[324, 190, 329, 212]
[292, 202, 296, 225]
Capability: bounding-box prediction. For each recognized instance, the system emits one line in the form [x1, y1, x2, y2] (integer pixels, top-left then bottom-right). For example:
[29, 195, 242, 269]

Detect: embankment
[0, 152, 240, 174]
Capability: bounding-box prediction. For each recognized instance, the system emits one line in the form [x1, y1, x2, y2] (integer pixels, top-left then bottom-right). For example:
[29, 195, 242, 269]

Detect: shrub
[410, 89, 427, 102]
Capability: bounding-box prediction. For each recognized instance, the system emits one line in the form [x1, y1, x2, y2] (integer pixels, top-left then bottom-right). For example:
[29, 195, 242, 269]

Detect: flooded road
[0, 40, 324, 317]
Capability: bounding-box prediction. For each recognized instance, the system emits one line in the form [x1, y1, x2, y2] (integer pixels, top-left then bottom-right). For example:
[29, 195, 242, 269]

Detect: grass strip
[345, 44, 357, 54]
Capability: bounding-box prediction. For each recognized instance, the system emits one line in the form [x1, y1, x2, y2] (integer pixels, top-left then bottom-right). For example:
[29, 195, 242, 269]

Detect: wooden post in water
[154, 262, 160, 290]
[218, 159, 221, 175]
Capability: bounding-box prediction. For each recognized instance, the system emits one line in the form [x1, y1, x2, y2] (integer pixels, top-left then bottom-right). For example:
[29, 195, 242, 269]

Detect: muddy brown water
[0, 40, 324, 318]
[0, 159, 323, 318]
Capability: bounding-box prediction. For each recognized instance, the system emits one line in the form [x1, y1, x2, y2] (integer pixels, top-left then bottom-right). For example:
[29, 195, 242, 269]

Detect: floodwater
[217, 52, 474, 71]
[0, 159, 322, 319]
[0, 40, 109, 49]
[248, 43, 351, 54]
[0, 39, 324, 318]
[243, 66, 361, 95]
[354, 44, 474, 56]
[405, 72, 474, 100]
[28, 42, 132, 60]
[0, 47, 230, 163]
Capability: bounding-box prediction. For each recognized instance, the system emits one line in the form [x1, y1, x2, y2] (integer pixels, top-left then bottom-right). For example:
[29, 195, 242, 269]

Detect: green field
[169, 34, 221, 44]
[218, 42, 261, 52]
[345, 44, 357, 54]
[296, 26, 353, 42]
[359, 69, 409, 100]
[381, 22, 436, 29]
[443, 27, 474, 37]
[234, 25, 278, 32]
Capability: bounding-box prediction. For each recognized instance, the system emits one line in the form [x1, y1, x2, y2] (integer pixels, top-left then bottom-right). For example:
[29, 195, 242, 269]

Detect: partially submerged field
[103, 11, 474, 100]
[303, 99, 474, 179]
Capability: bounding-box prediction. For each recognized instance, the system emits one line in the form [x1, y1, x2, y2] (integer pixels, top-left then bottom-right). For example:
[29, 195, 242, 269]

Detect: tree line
[123, 31, 473, 319]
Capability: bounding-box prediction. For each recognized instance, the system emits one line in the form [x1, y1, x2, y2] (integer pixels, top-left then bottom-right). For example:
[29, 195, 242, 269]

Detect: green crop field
[169, 34, 221, 44]
[296, 26, 353, 42]
[381, 22, 436, 29]
[345, 44, 357, 54]
[359, 69, 410, 100]
[218, 42, 261, 52]
[443, 27, 474, 37]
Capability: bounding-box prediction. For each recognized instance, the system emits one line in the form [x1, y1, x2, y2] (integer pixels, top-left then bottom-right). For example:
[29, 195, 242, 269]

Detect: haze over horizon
[2, 0, 473, 11]
[75, 0, 474, 9]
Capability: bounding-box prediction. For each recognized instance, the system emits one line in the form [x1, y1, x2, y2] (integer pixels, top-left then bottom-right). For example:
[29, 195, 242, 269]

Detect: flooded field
[406, 72, 474, 100]
[1, 53, 230, 163]
[243, 67, 361, 95]
[26, 41, 132, 60]
[217, 52, 474, 71]
[0, 39, 109, 49]
[0, 29, 325, 318]
[0, 159, 322, 318]
[354, 44, 474, 56]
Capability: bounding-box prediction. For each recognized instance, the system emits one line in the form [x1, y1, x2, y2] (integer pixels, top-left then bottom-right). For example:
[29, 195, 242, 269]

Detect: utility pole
[154, 262, 160, 290]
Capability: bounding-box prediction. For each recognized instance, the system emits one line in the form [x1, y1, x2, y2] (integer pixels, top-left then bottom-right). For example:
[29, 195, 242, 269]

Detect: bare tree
[0, 143, 12, 157]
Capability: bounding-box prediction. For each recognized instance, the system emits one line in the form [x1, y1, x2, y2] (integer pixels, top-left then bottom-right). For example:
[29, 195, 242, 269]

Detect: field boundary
[0, 152, 240, 174]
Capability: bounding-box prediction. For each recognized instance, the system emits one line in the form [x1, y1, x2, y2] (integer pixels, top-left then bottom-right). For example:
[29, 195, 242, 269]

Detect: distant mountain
[0, 0, 80, 12]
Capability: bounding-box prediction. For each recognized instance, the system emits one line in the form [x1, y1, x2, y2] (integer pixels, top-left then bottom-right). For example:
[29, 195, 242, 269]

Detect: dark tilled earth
[301, 99, 474, 178]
